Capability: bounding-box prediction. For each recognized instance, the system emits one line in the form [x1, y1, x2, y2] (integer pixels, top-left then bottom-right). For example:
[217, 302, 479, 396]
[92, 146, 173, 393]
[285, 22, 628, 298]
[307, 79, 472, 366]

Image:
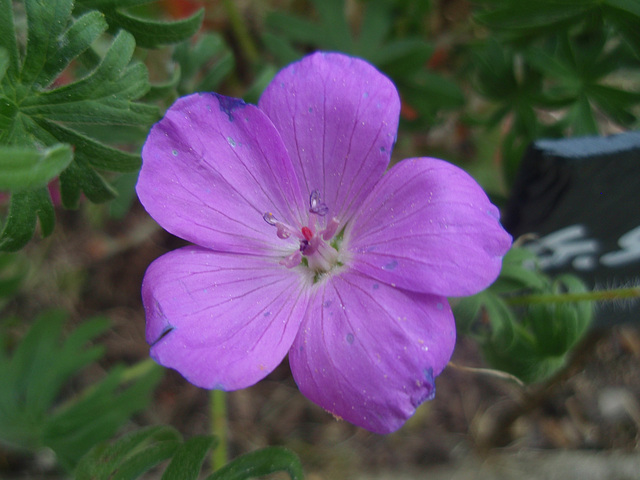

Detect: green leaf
[0, 188, 55, 251]
[0, 311, 106, 451]
[373, 39, 433, 77]
[45, 361, 163, 470]
[20, 0, 74, 88]
[106, 8, 204, 49]
[75, 426, 182, 480]
[605, 0, 640, 18]
[475, 1, 597, 31]
[0, 0, 19, 78]
[265, 11, 325, 47]
[355, 0, 392, 58]
[490, 247, 549, 294]
[173, 33, 235, 97]
[312, 0, 353, 51]
[243, 64, 277, 105]
[161, 436, 217, 480]
[0, 144, 72, 191]
[206, 447, 305, 480]
[58, 154, 118, 207]
[40, 10, 109, 89]
[0, 252, 28, 308]
[73, 1, 204, 48]
[0, 310, 162, 470]
[1, 2, 166, 249]
[0, 47, 9, 82]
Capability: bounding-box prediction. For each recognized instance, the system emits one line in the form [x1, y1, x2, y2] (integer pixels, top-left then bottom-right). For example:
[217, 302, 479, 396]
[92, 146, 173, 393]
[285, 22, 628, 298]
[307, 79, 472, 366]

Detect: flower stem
[222, 0, 259, 63]
[505, 286, 640, 306]
[210, 389, 228, 470]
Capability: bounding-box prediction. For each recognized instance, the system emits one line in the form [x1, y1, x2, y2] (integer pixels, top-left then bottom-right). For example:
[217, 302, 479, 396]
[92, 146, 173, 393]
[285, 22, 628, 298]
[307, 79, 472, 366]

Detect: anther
[322, 217, 340, 240]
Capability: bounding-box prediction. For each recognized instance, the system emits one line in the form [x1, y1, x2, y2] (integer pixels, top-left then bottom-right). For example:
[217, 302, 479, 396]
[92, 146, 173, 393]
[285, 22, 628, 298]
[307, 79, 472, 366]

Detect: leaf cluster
[0, 0, 203, 251]
[263, 0, 464, 126]
[454, 247, 594, 384]
[0, 310, 162, 470]
[470, 0, 640, 183]
[76, 425, 305, 480]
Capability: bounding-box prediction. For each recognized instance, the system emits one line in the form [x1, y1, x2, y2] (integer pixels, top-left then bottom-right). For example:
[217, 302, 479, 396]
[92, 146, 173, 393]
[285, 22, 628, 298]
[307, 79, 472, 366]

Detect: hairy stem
[506, 286, 640, 306]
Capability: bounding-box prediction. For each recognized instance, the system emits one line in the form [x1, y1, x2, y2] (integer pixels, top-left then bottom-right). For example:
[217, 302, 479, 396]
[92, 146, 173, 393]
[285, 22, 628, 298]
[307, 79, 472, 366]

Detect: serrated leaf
[1, 2, 165, 249]
[0, 188, 55, 251]
[0, 0, 19, 78]
[37, 118, 142, 172]
[0, 144, 72, 191]
[21, 0, 74, 88]
[41, 10, 109, 88]
[161, 436, 217, 480]
[206, 447, 305, 480]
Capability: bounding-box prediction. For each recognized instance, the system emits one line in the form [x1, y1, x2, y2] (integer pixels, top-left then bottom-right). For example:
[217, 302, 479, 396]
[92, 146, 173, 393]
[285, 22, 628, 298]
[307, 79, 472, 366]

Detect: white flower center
[263, 190, 343, 275]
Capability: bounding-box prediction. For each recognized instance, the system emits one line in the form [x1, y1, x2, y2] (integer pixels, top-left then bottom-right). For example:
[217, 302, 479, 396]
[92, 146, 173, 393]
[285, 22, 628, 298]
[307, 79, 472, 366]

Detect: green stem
[222, 0, 259, 63]
[211, 389, 228, 470]
[506, 286, 640, 306]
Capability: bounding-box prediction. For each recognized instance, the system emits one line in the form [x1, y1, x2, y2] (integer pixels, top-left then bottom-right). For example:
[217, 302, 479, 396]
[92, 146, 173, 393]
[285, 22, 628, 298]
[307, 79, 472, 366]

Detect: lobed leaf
[0, 188, 55, 252]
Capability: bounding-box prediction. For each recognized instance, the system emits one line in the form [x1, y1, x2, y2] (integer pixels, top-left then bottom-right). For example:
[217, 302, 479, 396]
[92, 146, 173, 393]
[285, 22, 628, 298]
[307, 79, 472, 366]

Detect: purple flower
[136, 52, 512, 434]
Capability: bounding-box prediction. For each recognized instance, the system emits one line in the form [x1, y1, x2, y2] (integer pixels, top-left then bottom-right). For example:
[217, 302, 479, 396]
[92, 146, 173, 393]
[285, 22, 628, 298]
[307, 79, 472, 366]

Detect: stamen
[322, 217, 340, 240]
[280, 250, 302, 268]
[309, 190, 329, 216]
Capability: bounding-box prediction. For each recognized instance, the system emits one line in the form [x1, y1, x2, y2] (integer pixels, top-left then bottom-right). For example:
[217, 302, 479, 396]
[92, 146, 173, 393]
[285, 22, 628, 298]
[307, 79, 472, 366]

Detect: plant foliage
[0, 0, 202, 251]
[76, 426, 305, 480]
[454, 247, 594, 383]
[0, 310, 162, 470]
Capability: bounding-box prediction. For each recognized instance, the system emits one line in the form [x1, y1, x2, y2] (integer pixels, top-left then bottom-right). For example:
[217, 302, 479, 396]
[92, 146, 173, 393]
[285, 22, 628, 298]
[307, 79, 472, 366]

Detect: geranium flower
[137, 52, 511, 433]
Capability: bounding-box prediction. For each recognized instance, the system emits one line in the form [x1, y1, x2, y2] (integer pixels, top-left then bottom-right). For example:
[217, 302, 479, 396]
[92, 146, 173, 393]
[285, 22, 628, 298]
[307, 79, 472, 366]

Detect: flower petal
[137, 93, 306, 255]
[289, 271, 455, 434]
[346, 158, 512, 296]
[259, 52, 400, 224]
[143, 246, 311, 390]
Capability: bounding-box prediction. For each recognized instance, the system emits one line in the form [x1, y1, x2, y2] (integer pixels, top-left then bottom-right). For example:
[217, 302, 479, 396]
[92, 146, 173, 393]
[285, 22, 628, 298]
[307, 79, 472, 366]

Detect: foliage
[76, 425, 305, 480]
[263, 0, 464, 126]
[0, 310, 163, 471]
[454, 247, 594, 383]
[470, 0, 640, 183]
[0, 0, 202, 251]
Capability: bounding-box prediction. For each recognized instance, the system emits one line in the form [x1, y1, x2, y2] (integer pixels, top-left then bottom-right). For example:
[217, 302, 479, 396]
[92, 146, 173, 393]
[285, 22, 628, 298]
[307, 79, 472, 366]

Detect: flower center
[263, 190, 342, 274]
